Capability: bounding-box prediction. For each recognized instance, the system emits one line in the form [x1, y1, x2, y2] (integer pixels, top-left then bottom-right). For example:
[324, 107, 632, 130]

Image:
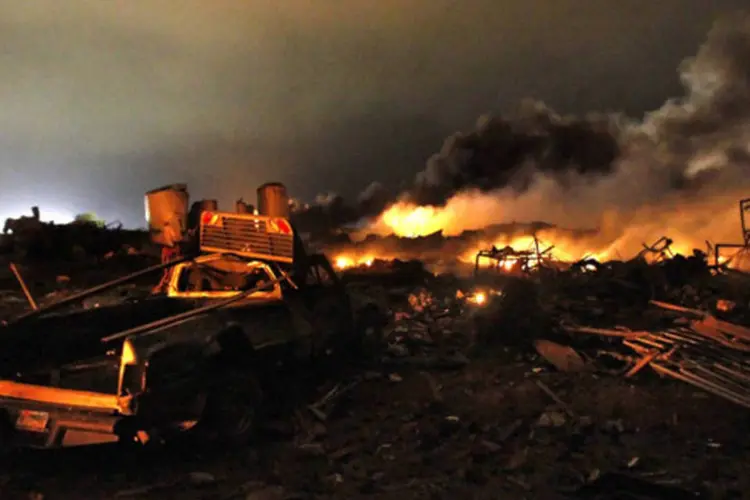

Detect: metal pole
[9, 263, 38, 311]
[101, 271, 297, 343]
[8, 255, 195, 324]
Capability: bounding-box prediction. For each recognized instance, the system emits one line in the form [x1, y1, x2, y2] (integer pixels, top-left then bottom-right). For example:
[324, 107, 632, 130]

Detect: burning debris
[473, 236, 556, 275]
[318, 192, 750, 283]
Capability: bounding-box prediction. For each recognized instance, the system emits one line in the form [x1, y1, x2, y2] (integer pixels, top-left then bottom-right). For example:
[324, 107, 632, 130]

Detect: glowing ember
[465, 288, 502, 306]
[716, 299, 736, 313]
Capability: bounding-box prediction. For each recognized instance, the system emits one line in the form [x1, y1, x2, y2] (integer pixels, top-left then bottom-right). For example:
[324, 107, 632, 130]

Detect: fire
[359, 189, 748, 266]
[365, 194, 499, 239]
[335, 256, 354, 269]
[461, 233, 609, 268]
[334, 254, 375, 270]
[463, 287, 502, 306]
[363, 197, 615, 262]
[378, 203, 451, 238]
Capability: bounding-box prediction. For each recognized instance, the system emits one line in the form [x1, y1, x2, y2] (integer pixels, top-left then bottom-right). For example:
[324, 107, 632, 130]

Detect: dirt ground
[0, 259, 749, 499]
[3, 354, 748, 499]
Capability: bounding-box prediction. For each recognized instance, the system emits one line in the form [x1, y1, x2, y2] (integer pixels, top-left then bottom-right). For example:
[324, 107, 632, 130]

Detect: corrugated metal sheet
[199, 212, 294, 263]
[623, 325, 750, 408]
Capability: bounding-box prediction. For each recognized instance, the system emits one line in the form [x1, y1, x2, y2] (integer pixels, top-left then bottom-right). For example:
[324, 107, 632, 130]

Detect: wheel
[198, 370, 263, 446]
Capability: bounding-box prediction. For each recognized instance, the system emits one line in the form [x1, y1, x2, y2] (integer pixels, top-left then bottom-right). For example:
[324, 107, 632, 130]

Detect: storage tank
[257, 182, 290, 218]
[145, 184, 189, 246]
[188, 199, 219, 229]
[198, 199, 219, 212]
[235, 199, 252, 213]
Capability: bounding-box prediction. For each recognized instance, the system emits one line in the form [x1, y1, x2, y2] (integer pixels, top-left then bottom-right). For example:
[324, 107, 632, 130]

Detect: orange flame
[334, 254, 375, 270]
[366, 196, 492, 238]
[359, 190, 743, 264]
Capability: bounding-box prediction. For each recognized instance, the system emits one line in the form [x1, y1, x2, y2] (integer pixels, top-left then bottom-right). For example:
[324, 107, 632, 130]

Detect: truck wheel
[201, 371, 263, 445]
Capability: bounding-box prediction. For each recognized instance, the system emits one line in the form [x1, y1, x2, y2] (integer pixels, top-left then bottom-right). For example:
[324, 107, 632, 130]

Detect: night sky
[0, 1, 746, 227]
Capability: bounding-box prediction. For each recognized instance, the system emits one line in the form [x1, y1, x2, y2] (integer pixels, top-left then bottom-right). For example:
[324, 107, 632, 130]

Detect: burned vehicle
[0, 182, 355, 450]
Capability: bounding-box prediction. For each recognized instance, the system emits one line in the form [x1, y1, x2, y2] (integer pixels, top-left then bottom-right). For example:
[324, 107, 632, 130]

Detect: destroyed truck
[0, 182, 356, 451]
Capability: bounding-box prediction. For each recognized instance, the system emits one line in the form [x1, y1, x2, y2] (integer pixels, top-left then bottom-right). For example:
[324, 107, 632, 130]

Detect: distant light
[0, 206, 74, 224]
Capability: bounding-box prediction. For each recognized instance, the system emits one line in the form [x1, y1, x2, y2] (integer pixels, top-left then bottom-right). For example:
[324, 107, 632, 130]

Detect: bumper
[0, 398, 125, 450]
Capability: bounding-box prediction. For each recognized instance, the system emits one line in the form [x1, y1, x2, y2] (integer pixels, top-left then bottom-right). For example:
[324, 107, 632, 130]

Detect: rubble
[338, 258, 433, 287]
[3, 228, 750, 498]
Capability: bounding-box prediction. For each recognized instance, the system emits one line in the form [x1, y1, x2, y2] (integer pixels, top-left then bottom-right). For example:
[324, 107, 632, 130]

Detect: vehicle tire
[199, 370, 263, 446]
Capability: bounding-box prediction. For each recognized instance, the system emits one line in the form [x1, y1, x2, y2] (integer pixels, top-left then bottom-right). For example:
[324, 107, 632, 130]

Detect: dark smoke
[409, 102, 622, 205]
[296, 12, 750, 245]
[405, 12, 750, 210]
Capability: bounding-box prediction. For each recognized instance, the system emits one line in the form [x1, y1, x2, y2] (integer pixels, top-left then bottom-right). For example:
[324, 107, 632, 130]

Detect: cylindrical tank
[257, 182, 289, 218]
[145, 184, 189, 246]
[235, 199, 250, 213]
[199, 199, 219, 212]
[187, 199, 219, 230]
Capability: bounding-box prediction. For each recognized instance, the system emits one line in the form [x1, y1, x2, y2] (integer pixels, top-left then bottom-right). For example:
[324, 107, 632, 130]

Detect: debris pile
[3, 223, 750, 497]
[339, 259, 434, 287]
[473, 237, 557, 275]
[556, 301, 750, 409]
[338, 243, 750, 415]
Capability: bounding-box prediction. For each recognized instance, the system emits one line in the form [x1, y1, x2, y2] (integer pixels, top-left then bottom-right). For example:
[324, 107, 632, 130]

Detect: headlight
[144, 196, 150, 224]
[122, 339, 138, 366]
[118, 338, 145, 402]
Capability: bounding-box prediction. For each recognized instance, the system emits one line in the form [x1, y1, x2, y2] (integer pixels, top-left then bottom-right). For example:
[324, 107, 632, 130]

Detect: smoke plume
[410, 102, 623, 206]
[354, 13, 750, 258]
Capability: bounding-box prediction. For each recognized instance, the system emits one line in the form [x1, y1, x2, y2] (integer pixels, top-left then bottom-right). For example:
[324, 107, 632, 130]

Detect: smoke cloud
[410, 102, 623, 205]
[350, 13, 750, 258]
[1, 1, 745, 229]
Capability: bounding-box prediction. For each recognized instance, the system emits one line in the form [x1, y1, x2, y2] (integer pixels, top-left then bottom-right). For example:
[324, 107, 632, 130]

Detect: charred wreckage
[1, 183, 750, 487]
[0, 182, 358, 451]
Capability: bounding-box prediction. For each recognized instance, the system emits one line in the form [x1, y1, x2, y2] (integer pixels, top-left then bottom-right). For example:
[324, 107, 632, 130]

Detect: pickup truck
[0, 211, 355, 451]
